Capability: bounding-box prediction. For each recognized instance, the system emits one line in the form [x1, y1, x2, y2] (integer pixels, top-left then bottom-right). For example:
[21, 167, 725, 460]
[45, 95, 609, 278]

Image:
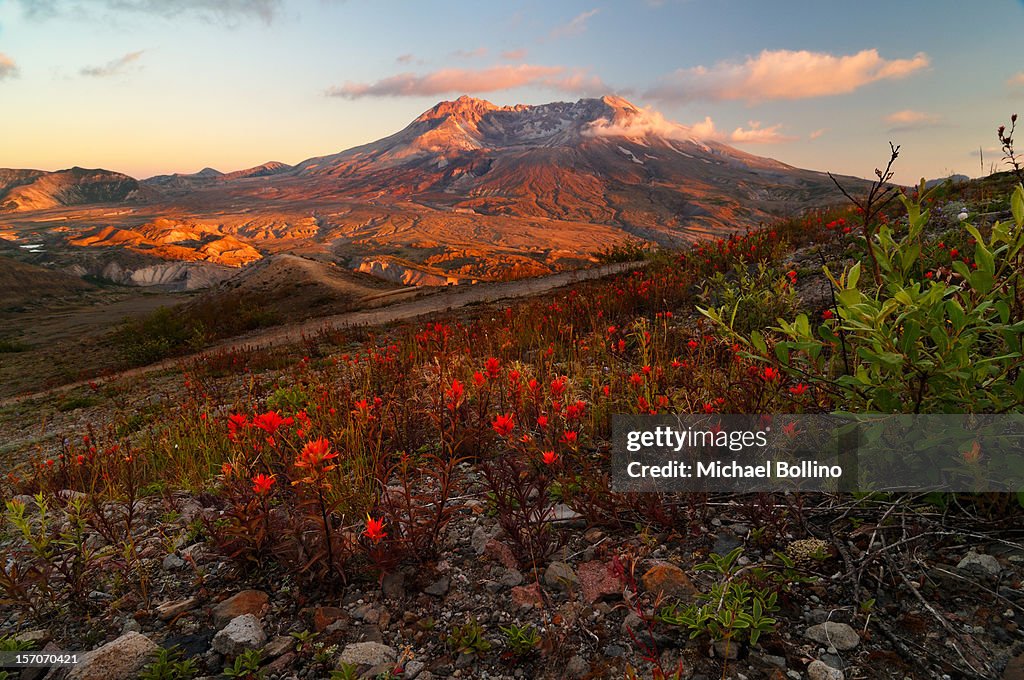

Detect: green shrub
[700, 260, 799, 334]
[706, 182, 1024, 413]
[139, 645, 198, 680]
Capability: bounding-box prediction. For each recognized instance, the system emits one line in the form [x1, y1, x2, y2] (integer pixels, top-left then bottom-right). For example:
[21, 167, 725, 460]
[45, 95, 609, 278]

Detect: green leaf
[974, 241, 995, 276]
[750, 330, 767, 355]
[1012, 184, 1024, 228]
[775, 343, 790, 364]
[970, 270, 994, 295]
[847, 262, 861, 289]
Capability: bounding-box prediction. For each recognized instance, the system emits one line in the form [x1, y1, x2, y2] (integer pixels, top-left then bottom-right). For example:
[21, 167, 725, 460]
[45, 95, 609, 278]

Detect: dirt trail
[2, 262, 643, 406]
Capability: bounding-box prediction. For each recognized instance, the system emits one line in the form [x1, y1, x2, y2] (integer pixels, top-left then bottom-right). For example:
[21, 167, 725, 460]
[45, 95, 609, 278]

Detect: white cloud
[0, 52, 18, 80]
[647, 49, 930, 103]
[80, 50, 145, 77]
[452, 47, 488, 60]
[16, 0, 280, 24]
[884, 109, 940, 131]
[327, 64, 608, 99]
[549, 9, 599, 39]
[583, 108, 795, 144]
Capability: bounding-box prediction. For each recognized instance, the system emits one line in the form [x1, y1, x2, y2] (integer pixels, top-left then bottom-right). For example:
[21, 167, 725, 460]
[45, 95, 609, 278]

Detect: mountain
[2, 95, 867, 285]
[143, 162, 292, 194]
[0, 167, 141, 212]
[287, 95, 851, 237]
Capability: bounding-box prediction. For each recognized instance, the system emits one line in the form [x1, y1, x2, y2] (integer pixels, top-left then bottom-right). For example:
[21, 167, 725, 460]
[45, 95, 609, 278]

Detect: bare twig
[828, 142, 902, 284]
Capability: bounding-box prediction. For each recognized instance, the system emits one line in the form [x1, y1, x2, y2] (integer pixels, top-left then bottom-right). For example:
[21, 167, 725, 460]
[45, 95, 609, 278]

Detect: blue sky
[1, 0, 1022, 182]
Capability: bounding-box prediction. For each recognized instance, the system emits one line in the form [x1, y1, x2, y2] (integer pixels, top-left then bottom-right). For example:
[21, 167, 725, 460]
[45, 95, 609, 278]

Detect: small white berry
[957, 211, 969, 221]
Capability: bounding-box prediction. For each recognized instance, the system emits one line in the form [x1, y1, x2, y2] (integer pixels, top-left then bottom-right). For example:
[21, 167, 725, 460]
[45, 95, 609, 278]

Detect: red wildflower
[542, 450, 560, 466]
[822, 309, 834, 320]
[473, 371, 486, 387]
[560, 430, 579, 447]
[445, 379, 465, 410]
[295, 437, 338, 471]
[536, 415, 549, 428]
[252, 473, 276, 496]
[762, 367, 781, 383]
[550, 376, 568, 397]
[227, 413, 248, 440]
[687, 339, 699, 351]
[485, 357, 501, 379]
[492, 413, 515, 436]
[252, 411, 292, 436]
[629, 373, 644, 386]
[364, 515, 387, 543]
[789, 383, 809, 396]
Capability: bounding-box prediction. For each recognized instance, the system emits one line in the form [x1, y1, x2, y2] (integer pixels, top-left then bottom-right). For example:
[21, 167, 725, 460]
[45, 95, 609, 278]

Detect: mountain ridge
[1, 94, 868, 285]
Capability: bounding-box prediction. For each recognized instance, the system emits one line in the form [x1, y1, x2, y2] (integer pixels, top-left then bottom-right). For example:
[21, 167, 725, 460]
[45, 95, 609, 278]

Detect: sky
[1, 0, 1022, 183]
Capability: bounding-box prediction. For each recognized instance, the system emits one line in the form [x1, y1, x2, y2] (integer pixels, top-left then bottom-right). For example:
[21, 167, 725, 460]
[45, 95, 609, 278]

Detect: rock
[807, 659, 845, 680]
[157, 596, 201, 621]
[471, 526, 497, 554]
[337, 641, 397, 667]
[264, 651, 296, 676]
[496, 567, 524, 588]
[382, 571, 406, 599]
[577, 560, 624, 603]
[483, 539, 518, 569]
[757, 653, 787, 669]
[212, 590, 269, 628]
[511, 583, 545, 609]
[547, 503, 586, 528]
[212, 614, 267, 658]
[804, 622, 860, 651]
[713, 639, 740, 660]
[403, 659, 426, 678]
[353, 604, 382, 624]
[162, 553, 186, 570]
[713, 530, 743, 556]
[1003, 652, 1024, 679]
[14, 629, 51, 647]
[313, 606, 346, 631]
[162, 631, 213, 659]
[566, 654, 590, 678]
[424, 577, 450, 597]
[641, 563, 698, 601]
[543, 561, 579, 591]
[66, 632, 157, 680]
[957, 551, 1001, 578]
[262, 635, 293, 659]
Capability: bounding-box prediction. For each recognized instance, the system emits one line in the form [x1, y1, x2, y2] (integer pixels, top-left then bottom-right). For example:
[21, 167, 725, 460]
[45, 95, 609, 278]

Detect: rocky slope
[0, 167, 142, 212]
